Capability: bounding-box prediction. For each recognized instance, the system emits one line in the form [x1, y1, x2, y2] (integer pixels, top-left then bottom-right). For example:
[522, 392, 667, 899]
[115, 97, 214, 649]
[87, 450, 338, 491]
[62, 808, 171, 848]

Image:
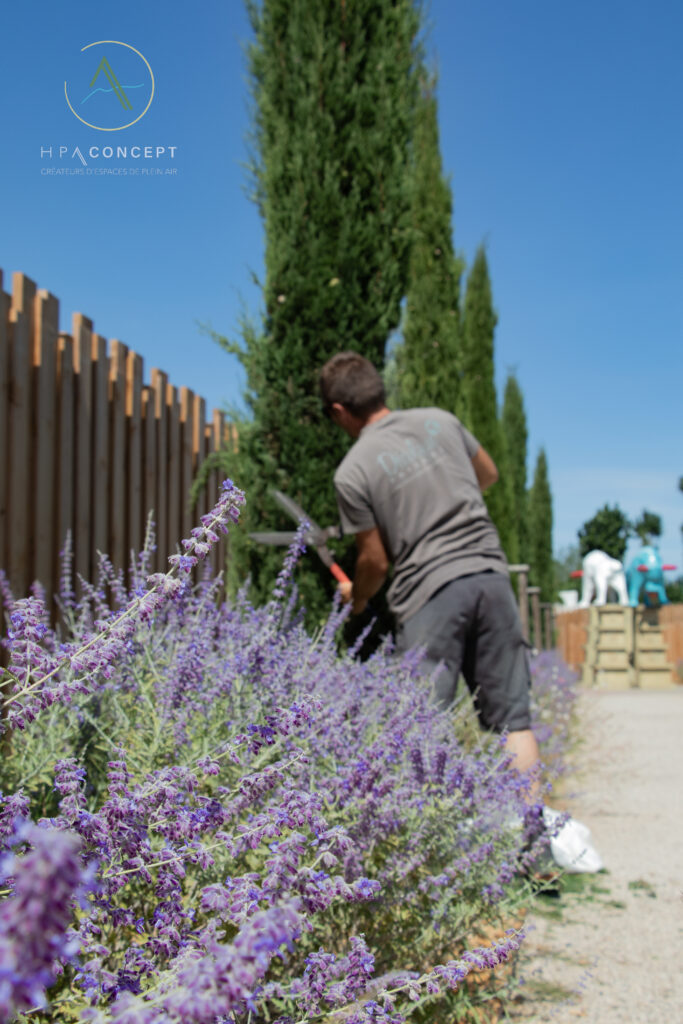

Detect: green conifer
[528, 448, 554, 603]
[393, 73, 464, 410]
[501, 373, 528, 563]
[213, 0, 421, 616]
[460, 247, 516, 560]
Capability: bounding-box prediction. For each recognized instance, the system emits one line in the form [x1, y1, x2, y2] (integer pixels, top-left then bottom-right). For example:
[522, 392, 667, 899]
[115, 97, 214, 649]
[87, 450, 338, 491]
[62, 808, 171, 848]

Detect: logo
[64, 41, 154, 131]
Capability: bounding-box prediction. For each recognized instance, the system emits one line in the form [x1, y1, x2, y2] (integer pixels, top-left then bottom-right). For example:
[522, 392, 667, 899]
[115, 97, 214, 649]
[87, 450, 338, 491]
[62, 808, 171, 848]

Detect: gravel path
[510, 688, 683, 1023]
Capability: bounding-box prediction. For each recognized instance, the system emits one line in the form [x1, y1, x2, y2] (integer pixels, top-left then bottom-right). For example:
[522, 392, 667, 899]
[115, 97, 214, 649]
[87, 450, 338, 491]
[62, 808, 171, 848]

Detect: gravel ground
[509, 688, 683, 1023]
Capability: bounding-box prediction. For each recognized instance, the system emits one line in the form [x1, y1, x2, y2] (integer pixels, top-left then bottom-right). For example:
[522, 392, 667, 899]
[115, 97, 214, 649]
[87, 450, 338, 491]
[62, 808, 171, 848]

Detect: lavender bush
[528, 650, 579, 784]
[0, 482, 574, 1024]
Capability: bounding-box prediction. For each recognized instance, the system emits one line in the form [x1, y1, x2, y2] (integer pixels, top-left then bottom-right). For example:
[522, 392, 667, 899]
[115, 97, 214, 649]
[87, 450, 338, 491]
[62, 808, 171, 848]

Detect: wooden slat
[151, 369, 168, 568]
[126, 352, 143, 564]
[73, 312, 93, 587]
[2, 269, 238, 618]
[12, 272, 36, 351]
[10, 275, 37, 600]
[7, 310, 32, 598]
[142, 386, 157, 570]
[91, 334, 109, 572]
[0, 284, 9, 579]
[205, 422, 218, 577]
[542, 603, 553, 651]
[56, 334, 75, 599]
[229, 421, 239, 452]
[661, 605, 683, 681]
[528, 586, 542, 650]
[109, 340, 127, 572]
[166, 384, 180, 557]
[192, 396, 208, 584]
[213, 410, 226, 573]
[179, 387, 194, 544]
[32, 290, 59, 611]
[212, 409, 228, 580]
[515, 566, 529, 644]
[555, 608, 589, 671]
[193, 394, 207, 529]
[213, 411, 225, 452]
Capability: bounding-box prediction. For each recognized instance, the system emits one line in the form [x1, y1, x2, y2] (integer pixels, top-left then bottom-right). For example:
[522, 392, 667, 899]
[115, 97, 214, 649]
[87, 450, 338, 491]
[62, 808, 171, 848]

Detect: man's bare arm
[471, 446, 499, 491]
[339, 526, 389, 615]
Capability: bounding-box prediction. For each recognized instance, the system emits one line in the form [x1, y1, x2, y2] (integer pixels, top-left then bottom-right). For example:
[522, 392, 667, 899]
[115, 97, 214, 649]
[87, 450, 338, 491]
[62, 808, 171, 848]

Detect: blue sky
[1, 1, 681, 571]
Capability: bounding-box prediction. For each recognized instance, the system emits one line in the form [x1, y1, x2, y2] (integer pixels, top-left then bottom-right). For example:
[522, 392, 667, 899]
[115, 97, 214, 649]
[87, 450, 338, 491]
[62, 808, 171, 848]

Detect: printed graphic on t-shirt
[375, 418, 444, 487]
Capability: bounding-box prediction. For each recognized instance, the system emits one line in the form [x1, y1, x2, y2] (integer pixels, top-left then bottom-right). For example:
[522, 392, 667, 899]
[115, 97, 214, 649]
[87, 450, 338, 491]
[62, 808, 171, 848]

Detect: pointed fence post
[542, 602, 554, 650]
[528, 586, 542, 650]
[509, 564, 530, 644]
[33, 289, 59, 613]
[0, 266, 240, 625]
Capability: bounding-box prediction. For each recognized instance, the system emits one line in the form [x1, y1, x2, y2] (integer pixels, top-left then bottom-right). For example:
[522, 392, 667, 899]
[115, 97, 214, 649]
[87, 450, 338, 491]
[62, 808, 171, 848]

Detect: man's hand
[337, 579, 367, 616]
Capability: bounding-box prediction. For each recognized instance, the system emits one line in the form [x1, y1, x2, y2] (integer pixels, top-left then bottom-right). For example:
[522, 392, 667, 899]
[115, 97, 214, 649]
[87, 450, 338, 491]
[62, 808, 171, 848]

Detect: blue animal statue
[625, 545, 671, 607]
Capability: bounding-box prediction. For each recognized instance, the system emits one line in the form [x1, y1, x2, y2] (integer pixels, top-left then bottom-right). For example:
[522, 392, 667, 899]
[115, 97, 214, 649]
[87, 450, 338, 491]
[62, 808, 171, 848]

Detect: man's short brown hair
[319, 351, 386, 419]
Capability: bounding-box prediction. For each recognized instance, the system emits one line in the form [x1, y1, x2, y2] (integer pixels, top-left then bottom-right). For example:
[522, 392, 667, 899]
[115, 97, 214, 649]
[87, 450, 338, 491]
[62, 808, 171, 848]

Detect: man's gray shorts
[395, 571, 531, 733]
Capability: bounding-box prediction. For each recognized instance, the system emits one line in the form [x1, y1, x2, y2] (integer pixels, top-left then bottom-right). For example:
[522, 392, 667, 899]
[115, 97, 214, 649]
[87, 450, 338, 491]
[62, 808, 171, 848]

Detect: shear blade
[249, 531, 298, 545]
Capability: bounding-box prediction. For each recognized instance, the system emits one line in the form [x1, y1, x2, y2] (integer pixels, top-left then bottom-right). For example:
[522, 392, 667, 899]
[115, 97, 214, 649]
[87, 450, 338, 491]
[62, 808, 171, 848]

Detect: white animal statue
[578, 549, 629, 607]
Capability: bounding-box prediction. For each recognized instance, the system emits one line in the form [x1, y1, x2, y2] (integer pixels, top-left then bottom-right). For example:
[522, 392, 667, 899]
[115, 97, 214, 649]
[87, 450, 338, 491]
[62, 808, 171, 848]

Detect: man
[320, 351, 540, 781]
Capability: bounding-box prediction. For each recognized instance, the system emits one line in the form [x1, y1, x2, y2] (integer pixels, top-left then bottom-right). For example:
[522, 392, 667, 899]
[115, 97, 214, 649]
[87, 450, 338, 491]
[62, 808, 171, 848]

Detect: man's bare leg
[505, 728, 541, 799]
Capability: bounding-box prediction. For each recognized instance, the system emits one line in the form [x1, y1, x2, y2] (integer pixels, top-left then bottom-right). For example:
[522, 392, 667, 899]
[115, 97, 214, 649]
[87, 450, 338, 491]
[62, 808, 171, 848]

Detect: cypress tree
[501, 373, 528, 563]
[393, 73, 464, 410]
[460, 246, 496, 438]
[213, 0, 420, 616]
[460, 247, 517, 560]
[528, 448, 554, 603]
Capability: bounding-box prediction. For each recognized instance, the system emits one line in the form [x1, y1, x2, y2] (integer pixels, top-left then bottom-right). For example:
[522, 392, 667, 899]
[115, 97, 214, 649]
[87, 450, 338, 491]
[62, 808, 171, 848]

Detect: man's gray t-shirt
[333, 408, 508, 624]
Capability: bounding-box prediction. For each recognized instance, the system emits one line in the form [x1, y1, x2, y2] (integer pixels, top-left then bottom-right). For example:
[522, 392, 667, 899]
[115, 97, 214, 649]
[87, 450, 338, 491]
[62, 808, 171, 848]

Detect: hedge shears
[249, 489, 351, 586]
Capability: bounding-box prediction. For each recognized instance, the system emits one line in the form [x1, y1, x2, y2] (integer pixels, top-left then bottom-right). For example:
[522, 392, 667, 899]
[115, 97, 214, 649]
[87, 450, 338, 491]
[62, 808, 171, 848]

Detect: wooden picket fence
[555, 604, 683, 683]
[554, 608, 590, 671]
[0, 268, 236, 620]
[660, 603, 683, 681]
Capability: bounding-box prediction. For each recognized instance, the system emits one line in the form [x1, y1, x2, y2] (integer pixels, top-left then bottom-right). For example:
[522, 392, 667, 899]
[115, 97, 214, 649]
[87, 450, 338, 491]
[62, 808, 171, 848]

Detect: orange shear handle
[330, 562, 351, 586]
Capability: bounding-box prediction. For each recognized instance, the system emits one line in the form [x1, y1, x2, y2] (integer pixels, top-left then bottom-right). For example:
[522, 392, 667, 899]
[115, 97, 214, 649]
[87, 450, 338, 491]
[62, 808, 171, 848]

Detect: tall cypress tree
[214, 0, 420, 615]
[528, 448, 554, 602]
[501, 373, 528, 564]
[393, 73, 464, 411]
[460, 247, 517, 561]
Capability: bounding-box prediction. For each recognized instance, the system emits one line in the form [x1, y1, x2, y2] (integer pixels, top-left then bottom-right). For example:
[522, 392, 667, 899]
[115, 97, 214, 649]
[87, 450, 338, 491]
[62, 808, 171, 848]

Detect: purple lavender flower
[409, 747, 425, 786]
[270, 522, 309, 602]
[0, 475, 579, 1023]
[529, 649, 579, 781]
[0, 792, 31, 852]
[54, 759, 88, 825]
[1, 481, 245, 733]
[174, 479, 246, 576]
[0, 822, 90, 1020]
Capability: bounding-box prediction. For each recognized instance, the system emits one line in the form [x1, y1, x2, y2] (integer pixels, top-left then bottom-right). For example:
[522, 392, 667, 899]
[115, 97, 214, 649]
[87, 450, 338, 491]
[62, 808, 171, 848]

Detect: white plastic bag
[543, 806, 605, 873]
